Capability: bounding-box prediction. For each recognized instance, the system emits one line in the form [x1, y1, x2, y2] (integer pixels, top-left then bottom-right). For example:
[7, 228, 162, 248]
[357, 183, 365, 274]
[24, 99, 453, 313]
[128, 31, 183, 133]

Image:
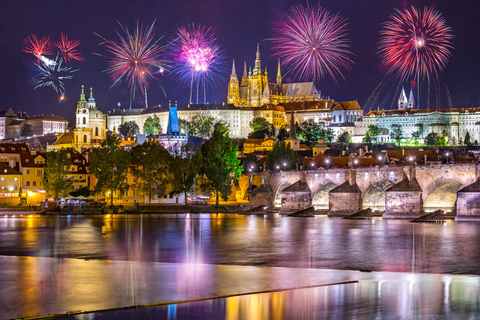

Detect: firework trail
[378, 6, 454, 82]
[24, 35, 52, 56]
[96, 20, 168, 108]
[55, 32, 84, 62]
[169, 24, 226, 104]
[28, 54, 78, 93]
[270, 4, 354, 84]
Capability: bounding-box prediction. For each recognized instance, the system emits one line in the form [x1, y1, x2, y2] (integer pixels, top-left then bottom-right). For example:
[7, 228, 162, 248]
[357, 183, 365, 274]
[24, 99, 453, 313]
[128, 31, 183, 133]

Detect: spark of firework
[58, 91, 66, 105]
[55, 32, 84, 62]
[169, 24, 226, 104]
[270, 4, 354, 84]
[378, 6, 454, 82]
[28, 54, 78, 93]
[24, 35, 52, 56]
[34, 54, 57, 67]
[95, 20, 167, 108]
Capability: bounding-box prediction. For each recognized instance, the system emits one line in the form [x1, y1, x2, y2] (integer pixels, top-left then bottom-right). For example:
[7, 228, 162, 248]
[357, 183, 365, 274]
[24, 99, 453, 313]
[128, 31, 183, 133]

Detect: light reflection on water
[1, 214, 480, 274]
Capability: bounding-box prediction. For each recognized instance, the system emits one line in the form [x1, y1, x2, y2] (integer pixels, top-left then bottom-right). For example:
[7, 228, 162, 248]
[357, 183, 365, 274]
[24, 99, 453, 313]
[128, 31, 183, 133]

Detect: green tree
[42, 150, 73, 200]
[337, 131, 352, 144]
[323, 128, 334, 142]
[118, 121, 139, 136]
[449, 136, 457, 146]
[200, 124, 242, 205]
[436, 130, 448, 146]
[90, 136, 131, 206]
[465, 131, 472, 146]
[188, 113, 215, 137]
[411, 130, 421, 146]
[131, 141, 171, 203]
[170, 143, 203, 205]
[276, 126, 289, 141]
[143, 116, 161, 135]
[362, 133, 372, 144]
[425, 132, 438, 146]
[297, 120, 324, 144]
[365, 125, 380, 143]
[265, 141, 298, 171]
[21, 123, 33, 137]
[249, 117, 275, 139]
[390, 124, 403, 146]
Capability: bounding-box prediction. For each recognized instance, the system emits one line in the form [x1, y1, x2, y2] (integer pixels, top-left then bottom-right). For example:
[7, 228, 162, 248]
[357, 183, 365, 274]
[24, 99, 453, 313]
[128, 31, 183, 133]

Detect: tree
[131, 141, 171, 203]
[188, 113, 215, 137]
[411, 130, 421, 146]
[362, 133, 372, 144]
[337, 131, 352, 144]
[449, 136, 457, 146]
[118, 121, 139, 136]
[265, 141, 298, 171]
[170, 143, 203, 205]
[200, 124, 242, 205]
[390, 124, 403, 146]
[249, 117, 275, 139]
[42, 150, 73, 200]
[297, 119, 324, 144]
[465, 131, 472, 146]
[21, 123, 33, 137]
[425, 132, 438, 146]
[323, 128, 334, 142]
[90, 135, 131, 206]
[276, 126, 289, 141]
[365, 125, 380, 143]
[143, 116, 161, 135]
[436, 130, 448, 146]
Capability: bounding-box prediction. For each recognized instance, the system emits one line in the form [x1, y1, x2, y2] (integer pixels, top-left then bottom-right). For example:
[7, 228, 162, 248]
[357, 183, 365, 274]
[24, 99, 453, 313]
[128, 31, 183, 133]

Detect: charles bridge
[245, 163, 480, 221]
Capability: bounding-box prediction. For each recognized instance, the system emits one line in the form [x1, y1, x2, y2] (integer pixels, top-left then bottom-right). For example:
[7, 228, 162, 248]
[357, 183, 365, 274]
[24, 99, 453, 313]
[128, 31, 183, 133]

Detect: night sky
[1, 0, 480, 123]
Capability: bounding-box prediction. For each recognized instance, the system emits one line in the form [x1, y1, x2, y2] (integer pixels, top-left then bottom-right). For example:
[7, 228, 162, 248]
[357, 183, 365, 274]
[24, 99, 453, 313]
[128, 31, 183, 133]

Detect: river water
[1, 214, 480, 319]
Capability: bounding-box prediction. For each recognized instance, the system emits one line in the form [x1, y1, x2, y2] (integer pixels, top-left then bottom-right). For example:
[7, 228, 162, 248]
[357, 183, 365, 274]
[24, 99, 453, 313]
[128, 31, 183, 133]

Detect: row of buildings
[0, 109, 68, 140]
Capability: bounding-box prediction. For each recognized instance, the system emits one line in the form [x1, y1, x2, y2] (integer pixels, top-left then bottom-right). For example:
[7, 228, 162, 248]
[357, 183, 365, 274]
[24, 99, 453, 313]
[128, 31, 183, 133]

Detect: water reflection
[57, 272, 480, 319]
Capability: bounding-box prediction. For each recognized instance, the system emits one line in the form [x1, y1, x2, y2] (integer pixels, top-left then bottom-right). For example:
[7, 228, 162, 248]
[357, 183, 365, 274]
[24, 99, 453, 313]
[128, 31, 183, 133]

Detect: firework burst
[169, 24, 226, 104]
[28, 54, 78, 93]
[378, 6, 454, 81]
[270, 4, 353, 84]
[55, 32, 84, 62]
[24, 35, 52, 56]
[96, 20, 167, 103]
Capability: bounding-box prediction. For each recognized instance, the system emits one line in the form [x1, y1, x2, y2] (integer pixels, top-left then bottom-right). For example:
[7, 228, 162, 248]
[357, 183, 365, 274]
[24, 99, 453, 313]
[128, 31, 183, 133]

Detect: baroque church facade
[48, 86, 107, 152]
[227, 44, 322, 107]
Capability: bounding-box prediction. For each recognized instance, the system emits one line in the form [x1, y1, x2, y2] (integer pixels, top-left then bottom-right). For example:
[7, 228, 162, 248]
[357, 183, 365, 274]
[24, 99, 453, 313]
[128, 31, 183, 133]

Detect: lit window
[14, 177, 17, 181]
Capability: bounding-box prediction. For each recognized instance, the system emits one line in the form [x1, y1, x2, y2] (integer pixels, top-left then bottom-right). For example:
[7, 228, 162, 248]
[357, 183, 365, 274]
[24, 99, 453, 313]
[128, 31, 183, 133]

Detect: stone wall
[280, 192, 312, 213]
[384, 191, 423, 219]
[456, 193, 480, 221]
[328, 193, 361, 216]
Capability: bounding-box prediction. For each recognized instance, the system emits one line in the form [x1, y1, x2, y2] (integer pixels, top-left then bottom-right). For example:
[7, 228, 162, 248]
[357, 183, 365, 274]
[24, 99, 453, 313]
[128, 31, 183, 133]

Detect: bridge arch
[312, 181, 338, 210]
[362, 180, 395, 211]
[423, 178, 465, 212]
[274, 181, 291, 208]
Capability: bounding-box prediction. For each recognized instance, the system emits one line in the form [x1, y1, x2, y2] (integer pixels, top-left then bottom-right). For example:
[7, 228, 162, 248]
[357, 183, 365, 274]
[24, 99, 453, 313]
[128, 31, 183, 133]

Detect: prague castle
[227, 44, 321, 107]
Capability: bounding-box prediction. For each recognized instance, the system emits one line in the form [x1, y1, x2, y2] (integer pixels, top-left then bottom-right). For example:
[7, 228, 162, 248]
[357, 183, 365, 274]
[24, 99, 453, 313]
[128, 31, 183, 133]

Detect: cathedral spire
[241, 61, 248, 87]
[231, 60, 236, 77]
[80, 85, 86, 101]
[254, 43, 261, 75]
[408, 88, 415, 109]
[289, 107, 296, 139]
[277, 60, 282, 86]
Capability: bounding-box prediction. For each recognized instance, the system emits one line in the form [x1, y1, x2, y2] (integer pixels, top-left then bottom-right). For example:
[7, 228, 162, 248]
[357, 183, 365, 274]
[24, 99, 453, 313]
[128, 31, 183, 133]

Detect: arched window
[83, 117, 86, 125]
[95, 127, 99, 136]
[83, 135, 87, 143]
[75, 135, 78, 143]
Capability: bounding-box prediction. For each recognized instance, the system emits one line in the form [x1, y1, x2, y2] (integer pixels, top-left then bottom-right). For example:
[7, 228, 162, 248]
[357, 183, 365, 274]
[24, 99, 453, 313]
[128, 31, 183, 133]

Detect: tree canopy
[200, 124, 242, 205]
[296, 119, 324, 144]
[249, 117, 275, 139]
[21, 123, 33, 137]
[143, 116, 161, 135]
[390, 124, 403, 146]
[42, 150, 73, 200]
[118, 121, 139, 136]
[188, 113, 215, 138]
[265, 141, 297, 171]
[90, 135, 131, 206]
[170, 143, 203, 205]
[337, 131, 352, 144]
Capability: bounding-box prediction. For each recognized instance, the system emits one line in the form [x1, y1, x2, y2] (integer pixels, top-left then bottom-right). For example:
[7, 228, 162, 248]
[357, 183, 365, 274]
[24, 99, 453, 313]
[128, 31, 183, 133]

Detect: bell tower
[227, 60, 240, 106]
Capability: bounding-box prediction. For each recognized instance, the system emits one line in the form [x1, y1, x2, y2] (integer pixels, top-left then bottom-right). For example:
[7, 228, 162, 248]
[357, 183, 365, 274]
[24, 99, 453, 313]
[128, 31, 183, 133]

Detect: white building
[24, 115, 68, 136]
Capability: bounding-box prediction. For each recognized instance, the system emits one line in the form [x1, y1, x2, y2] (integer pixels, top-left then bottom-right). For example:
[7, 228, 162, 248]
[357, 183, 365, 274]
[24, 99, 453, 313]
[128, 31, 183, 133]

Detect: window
[83, 135, 87, 143]
[95, 127, 99, 136]
[33, 181, 36, 186]
[14, 186, 17, 190]
[37, 170, 43, 177]
[0, 177, 3, 181]
[83, 117, 86, 125]
[3, 169, 6, 173]
[14, 177, 17, 181]
[1, 186, 3, 190]
[26, 169, 30, 174]
[26, 181, 30, 186]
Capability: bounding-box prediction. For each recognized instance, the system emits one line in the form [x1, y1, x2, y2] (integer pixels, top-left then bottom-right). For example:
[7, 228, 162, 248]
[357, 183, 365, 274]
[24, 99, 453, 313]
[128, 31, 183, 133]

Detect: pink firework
[96, 21, 167, 97]
[378, 6, 454, 81]
[170, 24, 225, 104]
[24, 35, 52, 56]
[55, 32, 84, 62]
[270, 4, 353, 84]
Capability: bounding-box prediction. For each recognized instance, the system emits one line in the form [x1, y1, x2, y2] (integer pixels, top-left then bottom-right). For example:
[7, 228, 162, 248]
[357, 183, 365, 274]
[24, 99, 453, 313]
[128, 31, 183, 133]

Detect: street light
[445, 152, 450, 164]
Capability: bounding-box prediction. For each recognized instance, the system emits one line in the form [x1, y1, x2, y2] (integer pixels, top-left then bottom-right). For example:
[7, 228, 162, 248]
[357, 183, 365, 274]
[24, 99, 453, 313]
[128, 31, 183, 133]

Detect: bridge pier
[328, 181, 362, 217]
[455, 179, 480, 221]
[383, 178, 423, 219]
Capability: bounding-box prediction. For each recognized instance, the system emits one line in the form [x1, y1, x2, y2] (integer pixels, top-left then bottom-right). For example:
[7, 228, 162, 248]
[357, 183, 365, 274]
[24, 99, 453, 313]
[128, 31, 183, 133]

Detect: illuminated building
[24, 115, 68, 136]
[158, 102, 188, 153]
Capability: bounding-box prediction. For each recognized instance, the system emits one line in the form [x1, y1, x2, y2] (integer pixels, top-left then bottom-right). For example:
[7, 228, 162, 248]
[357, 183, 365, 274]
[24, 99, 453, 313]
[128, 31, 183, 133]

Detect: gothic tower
[227, 60, 240, 106]
[75, 85, 92, 148]
[398, 87, 407, 111]
[248, 44, 268, 107]
[408, 88, 415, 109]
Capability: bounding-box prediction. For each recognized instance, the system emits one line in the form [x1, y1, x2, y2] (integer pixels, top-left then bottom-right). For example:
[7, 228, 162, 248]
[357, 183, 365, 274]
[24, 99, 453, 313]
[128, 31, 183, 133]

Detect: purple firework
[270, 4, 354, 84]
